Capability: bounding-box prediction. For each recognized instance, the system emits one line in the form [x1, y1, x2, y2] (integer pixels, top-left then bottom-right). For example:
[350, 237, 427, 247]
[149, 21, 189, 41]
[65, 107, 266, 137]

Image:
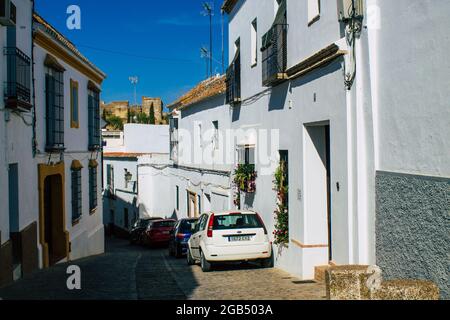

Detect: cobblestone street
[0, 238, 326, 300]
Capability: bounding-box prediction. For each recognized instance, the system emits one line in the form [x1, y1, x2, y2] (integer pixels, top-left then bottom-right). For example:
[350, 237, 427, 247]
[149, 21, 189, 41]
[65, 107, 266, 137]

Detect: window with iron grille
[89, 166, 98, 212]
[71, 168, 82, 223]
[261, 0, 288, 87]
[88, 88, 101, 151]
[4, 25, 32, 112]
[226, 41, 241, 105]
[45, 67, 65, 152]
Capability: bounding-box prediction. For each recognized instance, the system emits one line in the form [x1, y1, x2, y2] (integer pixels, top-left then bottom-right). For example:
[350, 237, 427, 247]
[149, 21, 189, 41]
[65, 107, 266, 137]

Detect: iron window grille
[261, 0, 288, 87]
[88, 88, 101, 151]
[89, 166, 98, 212]
[71, 168, 82, 223]
[45, 68, 65, 152]
[226, 48, 241, 105]
[4, 46, 32, 111]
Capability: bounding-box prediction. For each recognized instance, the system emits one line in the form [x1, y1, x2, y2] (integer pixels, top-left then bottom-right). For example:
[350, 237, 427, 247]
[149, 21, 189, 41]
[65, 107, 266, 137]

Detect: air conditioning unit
[337, 0, 364, 22]
[0, 0, 16, 26]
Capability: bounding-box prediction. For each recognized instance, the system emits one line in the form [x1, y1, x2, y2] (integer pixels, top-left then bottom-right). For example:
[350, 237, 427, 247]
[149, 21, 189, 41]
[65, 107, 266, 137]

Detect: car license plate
[163, 231, 170, 235]
[229, 236, 251, 242]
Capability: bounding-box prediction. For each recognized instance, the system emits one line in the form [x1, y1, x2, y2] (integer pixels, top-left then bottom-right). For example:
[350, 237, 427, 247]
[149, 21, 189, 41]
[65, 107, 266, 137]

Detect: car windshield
[152, 221, 175, 228]
[213, 214, 263, 230]
[139, 220, 151, 228]
[179, 220, 197, 233]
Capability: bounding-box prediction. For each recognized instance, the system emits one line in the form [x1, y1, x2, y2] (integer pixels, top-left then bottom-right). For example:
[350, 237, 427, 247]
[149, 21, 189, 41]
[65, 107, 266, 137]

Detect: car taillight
[256, 213, 268, 235]
[207, 214, 215, 238]
[176, 233, 186, 240]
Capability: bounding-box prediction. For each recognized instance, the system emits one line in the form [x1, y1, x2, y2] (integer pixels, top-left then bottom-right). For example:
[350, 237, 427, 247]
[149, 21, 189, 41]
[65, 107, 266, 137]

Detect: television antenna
[129, 76, 139, 107]
[202, 2, 214, 78]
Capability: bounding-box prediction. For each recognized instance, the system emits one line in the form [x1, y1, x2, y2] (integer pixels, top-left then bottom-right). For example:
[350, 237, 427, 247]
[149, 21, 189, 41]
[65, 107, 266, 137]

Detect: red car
[143, 219, 177, 247]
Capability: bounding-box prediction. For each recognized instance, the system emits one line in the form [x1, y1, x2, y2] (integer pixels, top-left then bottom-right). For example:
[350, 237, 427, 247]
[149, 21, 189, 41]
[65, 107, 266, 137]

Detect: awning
[71, 160, 83, 171]
[44, 54, 66, 72]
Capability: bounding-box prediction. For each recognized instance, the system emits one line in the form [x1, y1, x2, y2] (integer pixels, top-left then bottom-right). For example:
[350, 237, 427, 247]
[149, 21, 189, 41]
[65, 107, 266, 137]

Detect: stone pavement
[0, 238, 326, 300]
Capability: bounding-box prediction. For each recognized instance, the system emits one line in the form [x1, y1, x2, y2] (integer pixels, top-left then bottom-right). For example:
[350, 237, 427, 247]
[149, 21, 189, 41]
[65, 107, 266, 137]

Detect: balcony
[4, 47, 32, 112]
[261, 23, 288, 87]
[226, 49, 241, 105]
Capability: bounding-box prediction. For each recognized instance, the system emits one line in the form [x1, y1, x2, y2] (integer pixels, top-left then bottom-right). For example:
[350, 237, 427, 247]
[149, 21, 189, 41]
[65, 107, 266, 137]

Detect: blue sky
[35, 0, 229, 106]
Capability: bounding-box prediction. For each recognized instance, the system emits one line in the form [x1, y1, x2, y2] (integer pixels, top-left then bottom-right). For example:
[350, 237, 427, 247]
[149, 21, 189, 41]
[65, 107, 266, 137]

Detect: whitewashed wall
[0, 0, 35, 245]
[34, 39, 105, 263]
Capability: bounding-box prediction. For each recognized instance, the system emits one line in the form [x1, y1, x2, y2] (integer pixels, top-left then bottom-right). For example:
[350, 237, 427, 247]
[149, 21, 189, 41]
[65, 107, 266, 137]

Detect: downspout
[31, 0, 37, 157]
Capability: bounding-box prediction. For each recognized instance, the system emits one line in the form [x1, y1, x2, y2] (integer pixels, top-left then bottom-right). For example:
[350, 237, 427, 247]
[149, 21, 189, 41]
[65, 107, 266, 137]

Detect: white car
[187, 211, 273, 272]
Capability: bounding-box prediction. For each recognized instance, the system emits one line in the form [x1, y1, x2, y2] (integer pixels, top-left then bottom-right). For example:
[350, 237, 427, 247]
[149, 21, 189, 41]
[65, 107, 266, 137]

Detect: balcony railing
[226, 50, 241, 105]
[4, 47, 32, 111]
[261, 23, 288, 87]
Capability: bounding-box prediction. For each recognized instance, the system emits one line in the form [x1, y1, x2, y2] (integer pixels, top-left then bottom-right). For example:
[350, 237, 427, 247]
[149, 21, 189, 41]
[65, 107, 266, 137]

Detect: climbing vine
[273, 159, 289, 245]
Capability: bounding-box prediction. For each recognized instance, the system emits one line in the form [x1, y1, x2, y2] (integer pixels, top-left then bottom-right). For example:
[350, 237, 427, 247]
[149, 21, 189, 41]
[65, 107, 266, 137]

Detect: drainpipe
[31, 0, 37, 157]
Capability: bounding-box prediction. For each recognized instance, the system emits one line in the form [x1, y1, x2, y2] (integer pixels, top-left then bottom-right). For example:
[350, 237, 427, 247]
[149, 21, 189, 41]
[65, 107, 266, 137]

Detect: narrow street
[0, 238, 326, 300]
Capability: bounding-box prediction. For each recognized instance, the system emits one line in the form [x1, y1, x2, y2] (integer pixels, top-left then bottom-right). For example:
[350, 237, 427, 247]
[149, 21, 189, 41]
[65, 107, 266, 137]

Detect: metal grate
[88, 89, 101, 151]
[89, 166, 98, 211]
[226, 49, 241, 105]
[45, 69, 65, 152]
[71, 169, 82, 222]
[4, 47, 32, 111]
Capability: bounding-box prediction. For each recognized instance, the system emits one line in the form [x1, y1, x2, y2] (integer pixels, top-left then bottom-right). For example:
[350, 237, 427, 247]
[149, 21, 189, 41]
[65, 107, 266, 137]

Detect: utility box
[337, 0, 364, 22]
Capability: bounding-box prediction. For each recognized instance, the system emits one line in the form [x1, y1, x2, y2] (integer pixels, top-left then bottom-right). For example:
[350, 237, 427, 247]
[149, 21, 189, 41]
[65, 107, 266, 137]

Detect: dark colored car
[168, 218, 198, 258]
[130, 217, 163, 245]
[143, 219, 177, 247]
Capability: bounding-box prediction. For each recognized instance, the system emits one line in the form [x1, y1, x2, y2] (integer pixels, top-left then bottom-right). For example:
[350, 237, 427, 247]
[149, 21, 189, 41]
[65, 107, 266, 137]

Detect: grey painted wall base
[376, 171, 450, 299]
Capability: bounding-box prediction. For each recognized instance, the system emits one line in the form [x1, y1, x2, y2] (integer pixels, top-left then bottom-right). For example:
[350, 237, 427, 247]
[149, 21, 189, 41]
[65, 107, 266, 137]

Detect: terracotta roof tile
[33, 13, 106, 79]
[168, 75, 226, 110]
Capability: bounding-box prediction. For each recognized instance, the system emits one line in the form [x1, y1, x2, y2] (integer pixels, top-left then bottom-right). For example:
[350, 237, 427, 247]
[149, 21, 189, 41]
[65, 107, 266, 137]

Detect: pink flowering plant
[233, 164, 257, 209]
[273, 161, 289, 245]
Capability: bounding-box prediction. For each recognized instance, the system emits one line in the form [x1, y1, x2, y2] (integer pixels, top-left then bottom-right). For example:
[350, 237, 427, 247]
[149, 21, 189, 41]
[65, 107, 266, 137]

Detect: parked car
[143, 219, 177, 247]
[187, 211, 273, 272]
[168, 218, 199, 258]
[130, 217, 163, 245]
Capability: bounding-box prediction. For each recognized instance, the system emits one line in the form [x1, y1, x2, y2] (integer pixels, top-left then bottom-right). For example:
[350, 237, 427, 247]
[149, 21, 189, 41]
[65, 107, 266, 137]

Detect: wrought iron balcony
[226, 50, 241, 105]
[4, 47, 32, 111]
[261, 23, 288, 87]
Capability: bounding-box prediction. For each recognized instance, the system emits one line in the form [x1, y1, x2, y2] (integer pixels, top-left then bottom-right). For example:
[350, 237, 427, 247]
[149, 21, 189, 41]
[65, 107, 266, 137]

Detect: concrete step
[315, 265, 331, 282]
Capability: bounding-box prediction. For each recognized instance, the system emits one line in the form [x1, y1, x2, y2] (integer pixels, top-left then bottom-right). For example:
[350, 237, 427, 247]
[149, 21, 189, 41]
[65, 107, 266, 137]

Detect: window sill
[72, 217, 81, 227]
[90, 208, 98, 215]
[251, 62, 258, 68]
[308, 15, 320, 27]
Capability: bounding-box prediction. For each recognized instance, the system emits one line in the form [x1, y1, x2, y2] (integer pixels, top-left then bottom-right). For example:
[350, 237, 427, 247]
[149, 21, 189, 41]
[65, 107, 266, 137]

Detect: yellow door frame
[38, 162, 70, 268]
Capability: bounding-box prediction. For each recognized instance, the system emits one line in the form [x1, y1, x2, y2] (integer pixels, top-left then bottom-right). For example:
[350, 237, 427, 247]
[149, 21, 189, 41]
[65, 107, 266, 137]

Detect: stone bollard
[325, 265, 371, 300]
[369, 280, 440, 300]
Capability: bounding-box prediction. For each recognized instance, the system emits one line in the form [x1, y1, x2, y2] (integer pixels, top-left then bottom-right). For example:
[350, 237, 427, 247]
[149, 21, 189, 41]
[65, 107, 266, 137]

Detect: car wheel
[261, 253, 274, 269]
[200, 251, 212, 272]
[187, 248, 195, 266]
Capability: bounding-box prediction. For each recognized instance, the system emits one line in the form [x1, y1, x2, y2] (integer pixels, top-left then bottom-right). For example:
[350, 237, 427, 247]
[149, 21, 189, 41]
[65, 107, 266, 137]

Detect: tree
[106, 115, 124, 130]
[149, 105, 156, 125]
[136, 112, 150, 124]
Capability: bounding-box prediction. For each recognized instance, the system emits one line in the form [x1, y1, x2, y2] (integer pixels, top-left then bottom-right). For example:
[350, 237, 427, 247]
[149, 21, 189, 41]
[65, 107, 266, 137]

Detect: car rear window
[179, 220, 197, 233]
[213, 214, 263, 230]
[152, 221, 175, 228]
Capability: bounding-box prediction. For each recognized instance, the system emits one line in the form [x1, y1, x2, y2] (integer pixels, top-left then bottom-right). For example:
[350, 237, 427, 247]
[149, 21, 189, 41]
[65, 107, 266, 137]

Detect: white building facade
[103, 124, 170, 235]
[1, 1, 106, 286]
[222, 0, 450, 298]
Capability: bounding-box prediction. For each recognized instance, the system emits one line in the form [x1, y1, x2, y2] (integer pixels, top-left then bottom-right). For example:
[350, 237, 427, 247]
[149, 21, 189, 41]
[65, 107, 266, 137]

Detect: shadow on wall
[103, 194, 139, 239]
[268, 82, 289, 111]
[290, 59, 343, 90]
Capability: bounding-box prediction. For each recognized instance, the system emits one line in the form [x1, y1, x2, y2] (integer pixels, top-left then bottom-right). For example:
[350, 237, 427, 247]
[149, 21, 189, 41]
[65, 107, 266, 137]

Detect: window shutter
[308, 0, 320, 24]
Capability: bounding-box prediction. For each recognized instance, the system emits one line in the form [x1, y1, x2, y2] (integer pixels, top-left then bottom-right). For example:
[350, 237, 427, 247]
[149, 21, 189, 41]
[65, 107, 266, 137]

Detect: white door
[191, 214, 207, 259]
